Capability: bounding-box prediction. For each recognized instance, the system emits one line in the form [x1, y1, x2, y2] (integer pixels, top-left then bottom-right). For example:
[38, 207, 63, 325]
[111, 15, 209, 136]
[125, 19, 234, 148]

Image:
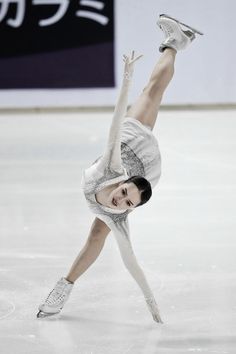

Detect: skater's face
[108, 182, 141, 210]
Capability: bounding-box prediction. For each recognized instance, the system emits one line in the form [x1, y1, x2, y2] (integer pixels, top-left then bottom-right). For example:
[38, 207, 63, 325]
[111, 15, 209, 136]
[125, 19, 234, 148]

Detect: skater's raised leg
[126, 14, 202, 130]
[126, 48, 176, 130]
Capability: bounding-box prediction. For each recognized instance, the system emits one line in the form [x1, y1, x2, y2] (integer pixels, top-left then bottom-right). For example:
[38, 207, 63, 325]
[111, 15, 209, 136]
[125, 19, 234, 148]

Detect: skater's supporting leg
[65, 218, 110, 283]
[126, 48, 176, 130]
[37, 218, 110, 317]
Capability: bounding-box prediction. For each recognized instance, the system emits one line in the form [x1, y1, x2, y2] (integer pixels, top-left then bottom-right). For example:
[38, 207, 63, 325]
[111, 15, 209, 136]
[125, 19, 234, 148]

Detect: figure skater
[37, 14, 203, 323]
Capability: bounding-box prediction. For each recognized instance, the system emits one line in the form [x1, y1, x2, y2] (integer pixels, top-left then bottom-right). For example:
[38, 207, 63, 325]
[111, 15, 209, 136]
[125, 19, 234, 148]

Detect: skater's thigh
[126, 85, 163, 130]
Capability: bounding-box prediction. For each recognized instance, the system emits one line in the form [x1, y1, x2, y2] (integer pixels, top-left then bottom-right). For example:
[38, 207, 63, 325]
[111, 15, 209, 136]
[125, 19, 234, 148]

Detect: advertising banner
[0, 0, 115, 88]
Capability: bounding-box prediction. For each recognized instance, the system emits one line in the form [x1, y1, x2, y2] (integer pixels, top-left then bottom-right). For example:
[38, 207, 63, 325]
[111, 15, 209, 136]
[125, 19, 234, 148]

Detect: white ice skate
[157, 13, 204, 52]
[37, 277, 74, 318]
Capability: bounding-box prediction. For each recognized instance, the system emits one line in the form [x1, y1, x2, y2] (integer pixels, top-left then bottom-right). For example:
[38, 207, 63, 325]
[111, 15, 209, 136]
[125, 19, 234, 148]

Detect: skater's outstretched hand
[123, 50, 143, 81]
[145, 297, 164, 324]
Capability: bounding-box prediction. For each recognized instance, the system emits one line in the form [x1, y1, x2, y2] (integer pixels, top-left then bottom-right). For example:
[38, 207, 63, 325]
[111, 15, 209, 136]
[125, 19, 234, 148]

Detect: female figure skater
[37, 14, 203, 323]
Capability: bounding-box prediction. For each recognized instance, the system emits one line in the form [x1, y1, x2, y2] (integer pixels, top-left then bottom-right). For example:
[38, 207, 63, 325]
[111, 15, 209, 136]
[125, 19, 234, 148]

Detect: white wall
[0, 0, 235, 108]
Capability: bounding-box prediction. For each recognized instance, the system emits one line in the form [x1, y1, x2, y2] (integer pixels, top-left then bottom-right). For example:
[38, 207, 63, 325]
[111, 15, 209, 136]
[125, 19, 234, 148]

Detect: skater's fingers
[123, 55, 129, 64]
[130, 54, 143, 63]
[153, 313, 163, 323]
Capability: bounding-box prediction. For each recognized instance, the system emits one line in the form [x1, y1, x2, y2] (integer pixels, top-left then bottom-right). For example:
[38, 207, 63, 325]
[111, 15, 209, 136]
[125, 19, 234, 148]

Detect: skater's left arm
[97, 51, 142, 173]
[110, 219, 163, 324]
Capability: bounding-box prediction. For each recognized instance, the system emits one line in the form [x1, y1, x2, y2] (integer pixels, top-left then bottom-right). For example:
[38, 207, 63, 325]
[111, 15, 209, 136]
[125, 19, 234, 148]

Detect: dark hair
[124, 175, 152, 207]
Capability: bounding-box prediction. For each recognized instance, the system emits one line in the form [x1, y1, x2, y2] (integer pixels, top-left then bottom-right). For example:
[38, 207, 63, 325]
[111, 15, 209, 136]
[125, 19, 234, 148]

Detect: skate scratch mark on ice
[0, 299, 15, 320]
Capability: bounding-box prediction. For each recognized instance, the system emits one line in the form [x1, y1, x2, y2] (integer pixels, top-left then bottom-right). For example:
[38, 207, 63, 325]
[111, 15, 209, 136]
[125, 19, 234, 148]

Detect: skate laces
[160, 23, 173, 37]
[45, 279, 71, 306]
[160, 21, 194, 42]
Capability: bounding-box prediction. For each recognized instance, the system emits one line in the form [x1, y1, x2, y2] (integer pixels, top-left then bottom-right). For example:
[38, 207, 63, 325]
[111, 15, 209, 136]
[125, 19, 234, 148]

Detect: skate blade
[37, 310, 60, 319]
[159, 14, 204, 35]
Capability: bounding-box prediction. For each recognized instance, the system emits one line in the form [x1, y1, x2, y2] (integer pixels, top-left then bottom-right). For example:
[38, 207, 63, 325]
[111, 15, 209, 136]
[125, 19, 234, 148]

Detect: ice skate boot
[37, 277, 74, 318]
[157, 13, 203, 52]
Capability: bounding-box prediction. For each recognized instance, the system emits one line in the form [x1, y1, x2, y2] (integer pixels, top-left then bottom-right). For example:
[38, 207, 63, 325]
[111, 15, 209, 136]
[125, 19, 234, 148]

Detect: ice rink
[0, 109, 235, 354]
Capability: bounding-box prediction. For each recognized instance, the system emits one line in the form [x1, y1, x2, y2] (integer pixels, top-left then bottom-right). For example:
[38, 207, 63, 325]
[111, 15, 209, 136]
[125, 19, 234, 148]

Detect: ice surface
[0, 110, 235, 354]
